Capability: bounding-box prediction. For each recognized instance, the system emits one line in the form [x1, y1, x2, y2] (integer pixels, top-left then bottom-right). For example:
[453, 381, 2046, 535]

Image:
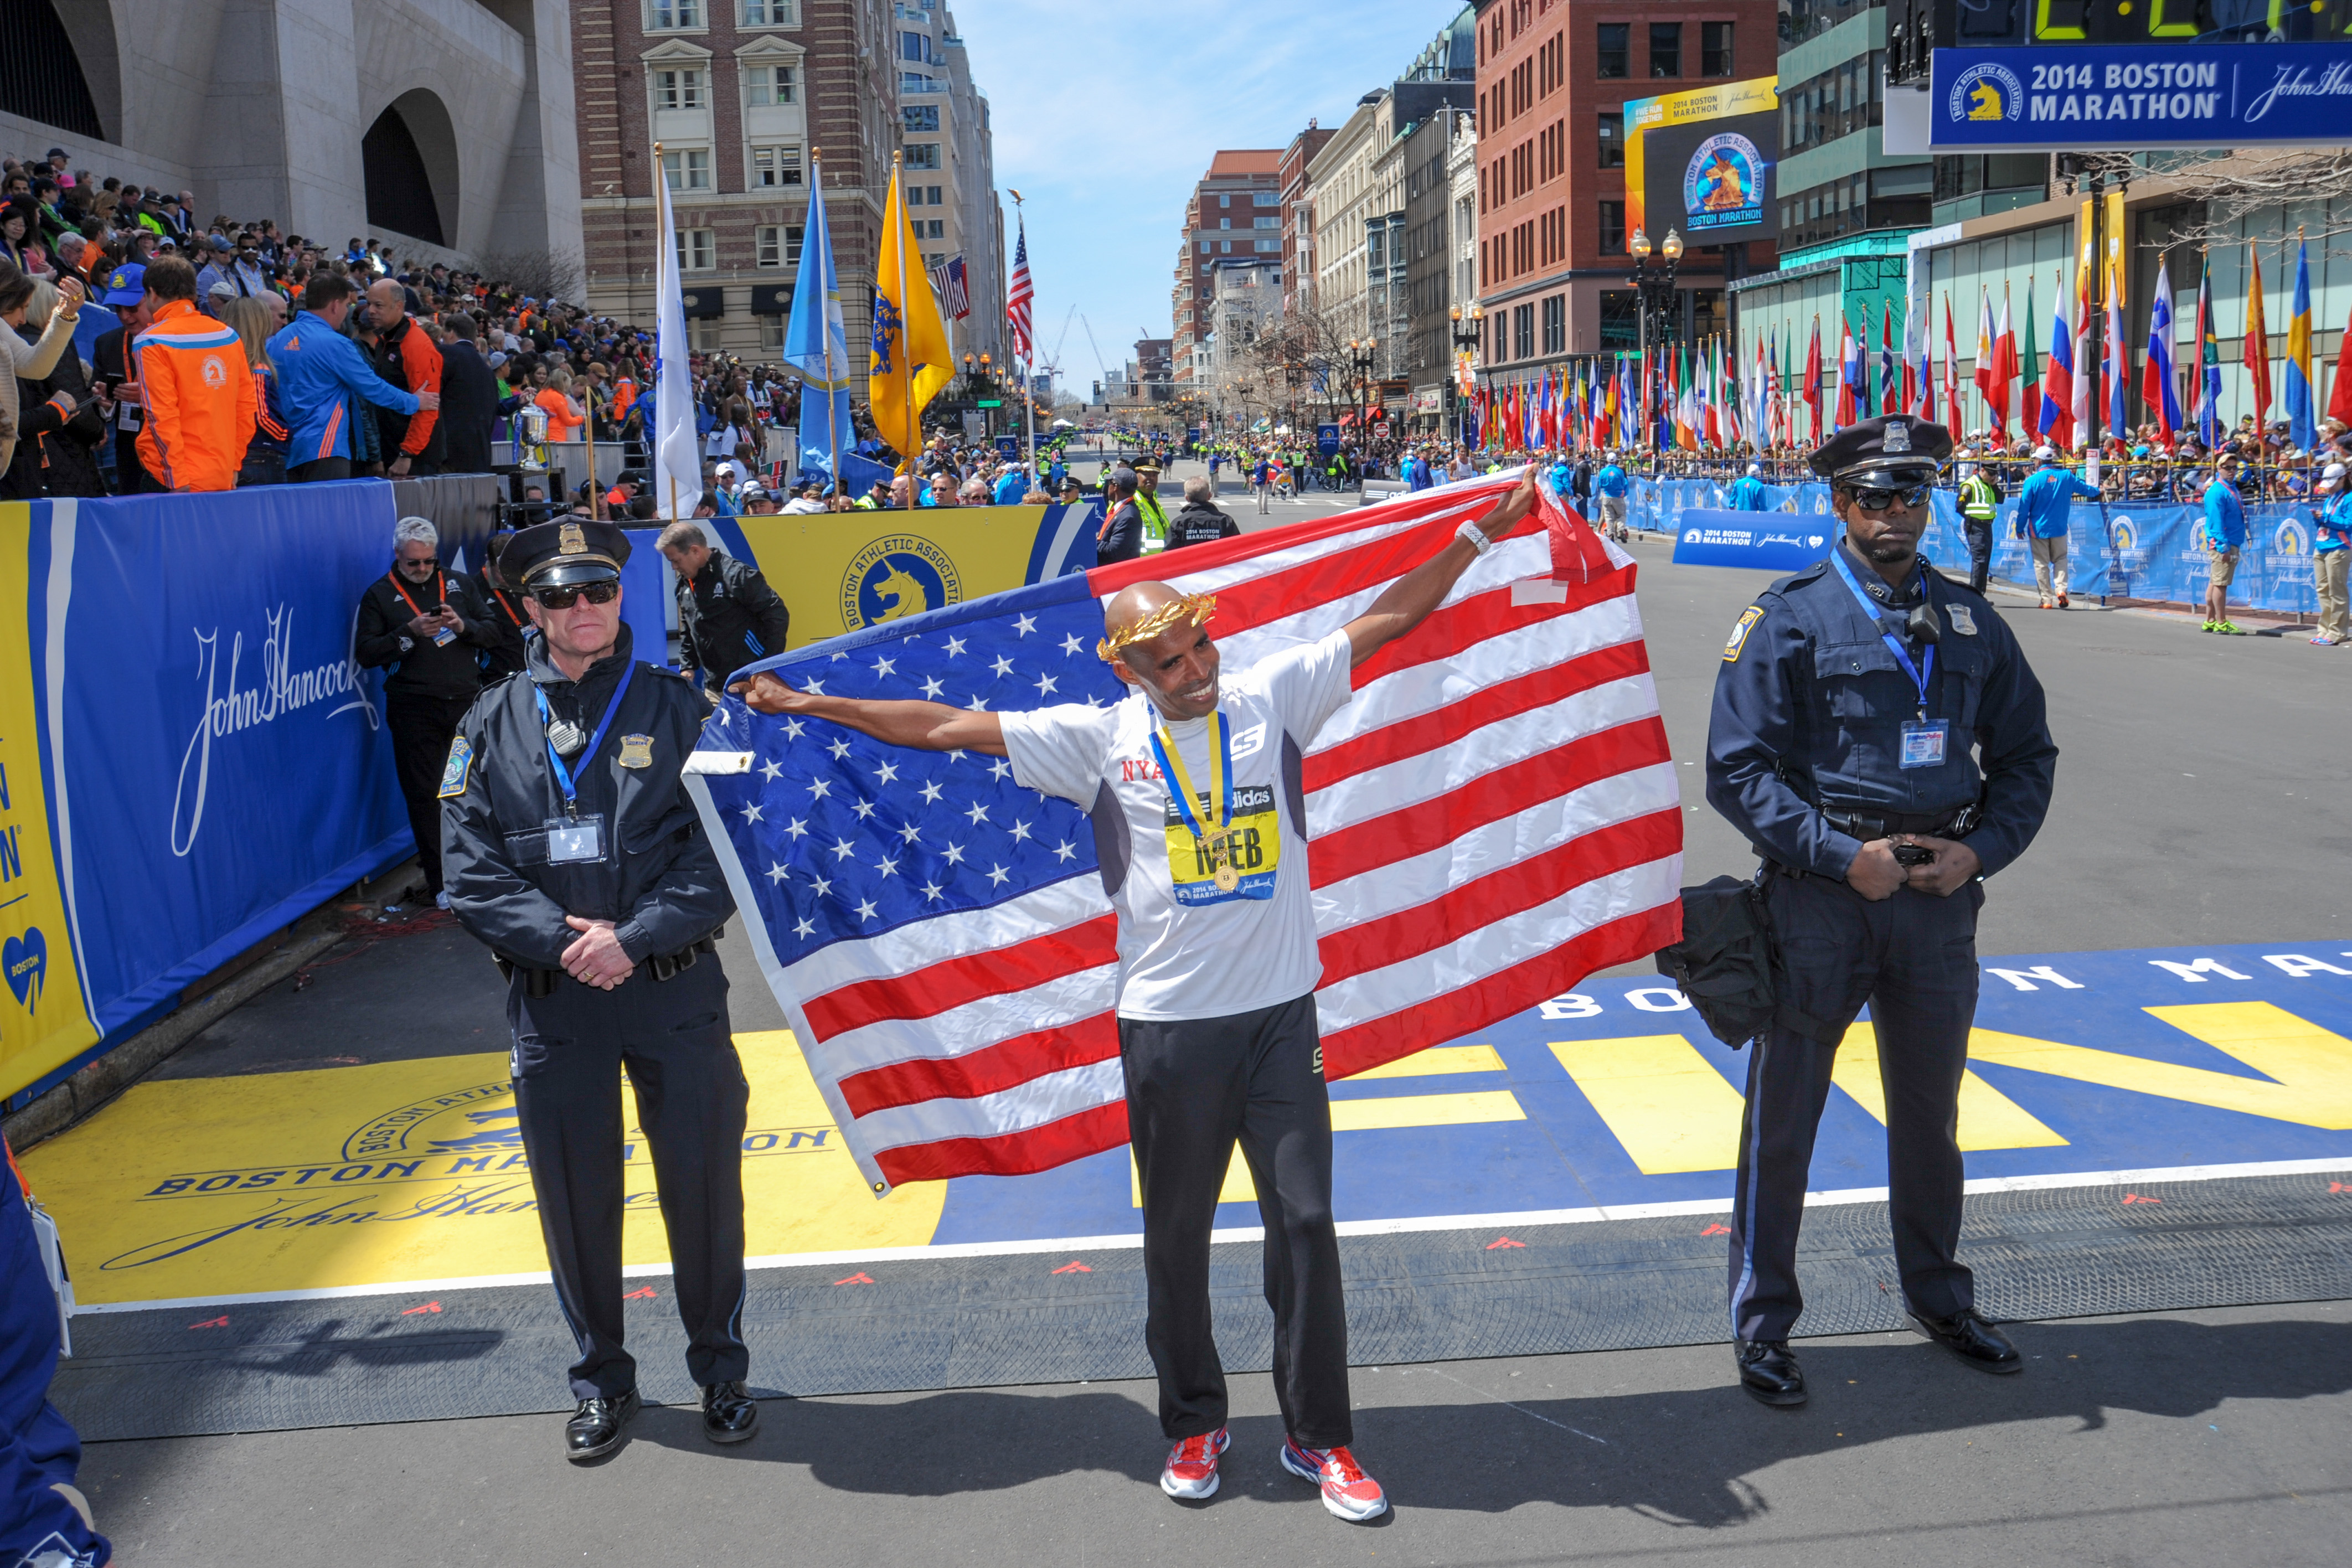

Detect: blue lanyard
[1146, 709, 1233, 842]
[1828, 546, 1936, 719]
[534, 659, 636, 815]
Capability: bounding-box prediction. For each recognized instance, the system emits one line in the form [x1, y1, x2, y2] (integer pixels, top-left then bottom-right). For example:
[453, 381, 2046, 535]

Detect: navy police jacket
[440, 623, 734, 972]
[1705, 539, 2057, 881]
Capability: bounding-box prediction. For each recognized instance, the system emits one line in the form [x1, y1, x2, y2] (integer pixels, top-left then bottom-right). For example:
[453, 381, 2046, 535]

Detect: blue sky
[954, 0, 1463, 394]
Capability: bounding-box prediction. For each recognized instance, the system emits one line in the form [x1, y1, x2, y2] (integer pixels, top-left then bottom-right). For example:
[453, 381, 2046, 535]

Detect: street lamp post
[1448, 302, 1484, 448]
[1626, 227, 1684, 451]
[1347, 337, 1377, 446]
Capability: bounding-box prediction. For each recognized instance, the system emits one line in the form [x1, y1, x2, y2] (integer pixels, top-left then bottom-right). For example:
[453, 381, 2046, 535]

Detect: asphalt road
[70, 474, 2352, 1567]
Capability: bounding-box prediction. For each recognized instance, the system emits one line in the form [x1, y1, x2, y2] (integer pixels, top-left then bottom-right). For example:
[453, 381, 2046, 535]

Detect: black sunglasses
[1846, 483, 1931, 512]
[531, 580, 620, 610]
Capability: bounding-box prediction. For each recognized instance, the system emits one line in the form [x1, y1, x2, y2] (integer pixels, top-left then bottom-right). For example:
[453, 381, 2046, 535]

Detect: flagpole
[655, 137, 679, 525]
[1013, 189, 1036, 479]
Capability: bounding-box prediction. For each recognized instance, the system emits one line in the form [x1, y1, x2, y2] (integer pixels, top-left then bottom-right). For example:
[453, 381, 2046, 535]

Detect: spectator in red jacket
[364, 277, 442, 477]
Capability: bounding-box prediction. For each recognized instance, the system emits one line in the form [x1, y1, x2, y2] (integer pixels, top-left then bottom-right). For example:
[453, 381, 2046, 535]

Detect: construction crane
[1035, 302, 1079, 386]
[1079, 315, 1108, 393]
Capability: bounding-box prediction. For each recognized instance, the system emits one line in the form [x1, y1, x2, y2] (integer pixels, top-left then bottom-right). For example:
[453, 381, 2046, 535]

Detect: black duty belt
[1820, 802, 1982, 843]
[495, 925, 725, 998]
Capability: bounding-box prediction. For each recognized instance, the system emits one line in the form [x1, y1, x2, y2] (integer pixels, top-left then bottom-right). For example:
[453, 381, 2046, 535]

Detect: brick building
[1172, 150, 1283, 385]
[1472, 0, 1777, 384]
[573, 0, 999, 380]
[1278, 121, 1335, 319]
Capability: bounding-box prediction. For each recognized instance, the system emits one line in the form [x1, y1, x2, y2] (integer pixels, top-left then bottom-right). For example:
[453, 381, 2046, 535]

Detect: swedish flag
[871, 156, 955, 470]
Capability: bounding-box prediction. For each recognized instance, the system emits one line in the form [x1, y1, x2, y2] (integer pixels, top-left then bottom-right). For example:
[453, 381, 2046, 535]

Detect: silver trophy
[516, 403, 551, 471]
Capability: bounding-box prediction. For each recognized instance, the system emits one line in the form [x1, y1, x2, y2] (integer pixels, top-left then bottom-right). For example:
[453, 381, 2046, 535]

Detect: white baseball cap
[2033, 445, 2056, 461]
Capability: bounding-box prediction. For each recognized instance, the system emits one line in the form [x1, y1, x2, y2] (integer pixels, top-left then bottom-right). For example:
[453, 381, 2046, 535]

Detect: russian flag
[2040, 280, 2075, 449]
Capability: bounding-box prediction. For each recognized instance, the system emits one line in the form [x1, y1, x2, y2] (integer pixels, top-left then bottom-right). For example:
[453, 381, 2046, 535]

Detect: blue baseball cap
[101, 263, 147, 307]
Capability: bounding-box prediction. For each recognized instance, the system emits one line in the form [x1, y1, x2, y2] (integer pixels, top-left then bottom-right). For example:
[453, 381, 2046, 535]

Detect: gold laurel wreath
[1096, 591, 1216, 663]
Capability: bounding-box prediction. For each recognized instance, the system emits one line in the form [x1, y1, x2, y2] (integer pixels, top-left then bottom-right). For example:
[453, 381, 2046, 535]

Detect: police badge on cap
[1809, 415, 1953, 483]
[507, 517, 631, 587]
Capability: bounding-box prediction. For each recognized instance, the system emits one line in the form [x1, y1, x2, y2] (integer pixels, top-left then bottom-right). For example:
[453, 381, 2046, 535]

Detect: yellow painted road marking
[19, 1030, 945, 1306]
[1550, 1035, 1746, 1174]
[1830, 1025, 2069, 1150]
[1341, 1044, 1507, 1080]
[1970, 1002, 2352, 1127]
[1130, 1089, 1527, 1206]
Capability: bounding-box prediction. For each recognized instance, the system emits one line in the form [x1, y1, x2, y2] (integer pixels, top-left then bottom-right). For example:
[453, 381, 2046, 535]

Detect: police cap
[505, 517, 630, 589]
[1808, 415, 1953, 486]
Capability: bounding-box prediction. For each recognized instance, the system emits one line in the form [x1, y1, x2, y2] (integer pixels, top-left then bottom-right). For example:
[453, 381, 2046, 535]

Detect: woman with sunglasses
[1705, 414, 2058, 1411]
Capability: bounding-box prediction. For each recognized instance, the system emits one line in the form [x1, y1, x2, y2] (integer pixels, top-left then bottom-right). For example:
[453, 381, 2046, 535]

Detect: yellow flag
[870, 161, 955, 461]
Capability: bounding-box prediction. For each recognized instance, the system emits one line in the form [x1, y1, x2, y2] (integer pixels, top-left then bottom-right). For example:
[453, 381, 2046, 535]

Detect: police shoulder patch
[1723, 605, 1766, 663]
[437, 735, 472, 798]
[1948, 604, 1978, 636]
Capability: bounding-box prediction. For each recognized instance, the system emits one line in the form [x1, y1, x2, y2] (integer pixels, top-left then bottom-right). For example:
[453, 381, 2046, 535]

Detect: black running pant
[1121, 993, 1351, 1448]
[509, 956, 750, 1400]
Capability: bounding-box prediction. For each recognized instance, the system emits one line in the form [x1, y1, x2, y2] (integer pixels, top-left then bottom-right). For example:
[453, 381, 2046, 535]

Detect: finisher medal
[1148, 710, 1240, 896]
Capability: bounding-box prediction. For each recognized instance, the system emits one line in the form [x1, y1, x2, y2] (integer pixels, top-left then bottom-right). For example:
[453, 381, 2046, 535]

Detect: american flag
[1006, 218, 1033, 359]
[688, 475, 1684, 1190]
[930, 255, 971, 321]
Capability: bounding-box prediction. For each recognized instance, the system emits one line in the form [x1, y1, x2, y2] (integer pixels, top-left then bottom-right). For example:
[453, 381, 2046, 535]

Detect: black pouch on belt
[1652, 875, 1843, 1050]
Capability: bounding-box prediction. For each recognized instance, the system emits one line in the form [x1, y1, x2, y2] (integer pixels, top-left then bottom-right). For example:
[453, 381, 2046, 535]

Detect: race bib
[1164, 784, 1280, 906]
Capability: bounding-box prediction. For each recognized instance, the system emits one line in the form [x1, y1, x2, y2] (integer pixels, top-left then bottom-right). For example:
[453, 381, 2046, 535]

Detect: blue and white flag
[785, 159, 855, 483]
[651, 142, 702, 520]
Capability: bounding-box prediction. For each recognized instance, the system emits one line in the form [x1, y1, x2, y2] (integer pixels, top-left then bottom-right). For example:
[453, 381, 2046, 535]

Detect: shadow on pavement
[587, 1313, 2352, 1525]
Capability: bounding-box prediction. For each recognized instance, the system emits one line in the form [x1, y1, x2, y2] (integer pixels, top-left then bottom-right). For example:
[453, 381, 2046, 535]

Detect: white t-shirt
[1000, 628, 1355, 1022]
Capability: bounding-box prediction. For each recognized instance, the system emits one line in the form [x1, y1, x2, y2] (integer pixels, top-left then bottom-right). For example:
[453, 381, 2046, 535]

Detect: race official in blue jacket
[2202, 452, 2250, 634]
[265, 273, 431, 483]
[1728, 463, 1769, 510]
[2015, 446, 2101, 609]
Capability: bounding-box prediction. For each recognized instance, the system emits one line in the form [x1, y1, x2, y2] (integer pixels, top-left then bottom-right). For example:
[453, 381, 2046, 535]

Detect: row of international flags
[1469, 231, 2350, 456]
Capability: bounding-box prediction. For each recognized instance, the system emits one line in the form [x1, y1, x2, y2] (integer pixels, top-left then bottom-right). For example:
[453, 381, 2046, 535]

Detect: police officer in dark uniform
[439, 518, 756, 1462]
[1705, 415, 2057, 1407]
[1097, 466, 1144, 563]
[467, 528, 533, 679]
[657, 520, 791, 703]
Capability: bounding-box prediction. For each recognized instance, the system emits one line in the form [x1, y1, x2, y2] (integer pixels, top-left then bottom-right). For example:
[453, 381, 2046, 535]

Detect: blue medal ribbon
[1828, 545, 1935, 718]
[535, 659, 637, 816]
[1147, 710, 1233, 845]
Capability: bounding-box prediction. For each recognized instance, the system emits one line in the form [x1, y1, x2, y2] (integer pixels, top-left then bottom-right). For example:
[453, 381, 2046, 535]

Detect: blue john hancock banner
[688, 477, 1685, 1193]
[1670, 508, 1836, 573]
[1930, 44, 2352, 151]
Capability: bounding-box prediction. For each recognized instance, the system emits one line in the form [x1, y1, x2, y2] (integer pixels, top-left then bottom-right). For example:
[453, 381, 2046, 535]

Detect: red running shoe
[1281, 1437, 1388, 1520]
[1160, 1426, 1230, 1499]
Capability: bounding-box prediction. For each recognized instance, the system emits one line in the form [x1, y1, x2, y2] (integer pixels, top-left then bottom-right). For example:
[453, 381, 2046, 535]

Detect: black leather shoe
[564, 1388, 641, 1461]
[1905, 1306, 2023, 1374]
[702, 1380, 759, 1444]
[1735, 1338, 1807, 1406]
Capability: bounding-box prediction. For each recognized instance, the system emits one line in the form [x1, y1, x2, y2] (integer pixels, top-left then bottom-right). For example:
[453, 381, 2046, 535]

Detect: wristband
[1456, 518, 1495, 556]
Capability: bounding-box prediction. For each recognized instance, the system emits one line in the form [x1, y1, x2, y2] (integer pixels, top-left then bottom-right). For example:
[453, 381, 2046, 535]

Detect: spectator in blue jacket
[1728, 462, 1769, 510]
[2311, 461, 2349, 646]
[992, 463, 1027, 505]
[2203, 453, 2251, 635]
[2016, 445, 2101, 609]
[1593, 456, 1630, 540]
[265, 272, 434, 483]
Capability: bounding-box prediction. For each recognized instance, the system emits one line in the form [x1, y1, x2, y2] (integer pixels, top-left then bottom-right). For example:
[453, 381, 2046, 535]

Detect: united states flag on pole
[1006, 218, 1034, 359]
[687, 475, 1684, 1191]
[930, 255, 971, 321]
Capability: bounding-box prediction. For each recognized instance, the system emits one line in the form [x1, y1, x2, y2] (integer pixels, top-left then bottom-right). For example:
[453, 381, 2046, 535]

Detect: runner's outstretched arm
[729, 679, 1008, 755]
[1342, 474, 1538, 667]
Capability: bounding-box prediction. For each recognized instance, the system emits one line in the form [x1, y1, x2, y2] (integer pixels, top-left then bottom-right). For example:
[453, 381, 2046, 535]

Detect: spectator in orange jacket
[364, 277, 442, 476]
[132, 255, 255, 492]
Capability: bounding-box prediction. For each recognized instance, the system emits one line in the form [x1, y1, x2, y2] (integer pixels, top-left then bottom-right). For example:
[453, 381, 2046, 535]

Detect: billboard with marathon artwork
[1627, 76, 1781, 250]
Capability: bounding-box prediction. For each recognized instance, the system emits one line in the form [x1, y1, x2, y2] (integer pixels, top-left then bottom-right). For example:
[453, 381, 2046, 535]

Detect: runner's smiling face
[1115, 623, 1221, 721]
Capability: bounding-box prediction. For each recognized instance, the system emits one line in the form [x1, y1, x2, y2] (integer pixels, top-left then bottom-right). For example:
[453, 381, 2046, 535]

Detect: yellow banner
[20, 1029, 944, 1305]
[0, 501, 97, 1100]
[734, 506, 1077, 649]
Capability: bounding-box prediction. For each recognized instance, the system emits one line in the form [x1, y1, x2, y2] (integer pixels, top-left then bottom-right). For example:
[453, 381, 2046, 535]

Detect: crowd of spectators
[0, 145, 833, 512]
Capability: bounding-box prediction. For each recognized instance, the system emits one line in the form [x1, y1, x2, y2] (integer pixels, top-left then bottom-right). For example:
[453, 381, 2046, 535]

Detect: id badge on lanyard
[535, 660, 636, 863]
[1828, 548, 1946, 768]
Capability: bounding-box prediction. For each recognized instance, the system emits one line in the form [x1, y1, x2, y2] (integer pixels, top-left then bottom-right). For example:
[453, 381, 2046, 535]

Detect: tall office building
[573, 0, 999, 375]
[1472, 0, 1777, 384]
[1172, 151, 1284, 386]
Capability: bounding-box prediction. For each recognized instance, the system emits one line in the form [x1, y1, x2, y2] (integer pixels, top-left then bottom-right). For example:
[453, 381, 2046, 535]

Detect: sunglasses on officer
[1840, 482, 1932, 512]
[530, 581, 620, 610]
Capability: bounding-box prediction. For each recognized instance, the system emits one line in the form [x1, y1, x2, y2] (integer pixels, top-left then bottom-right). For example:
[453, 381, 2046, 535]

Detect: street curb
[2, 860, 424, 1156]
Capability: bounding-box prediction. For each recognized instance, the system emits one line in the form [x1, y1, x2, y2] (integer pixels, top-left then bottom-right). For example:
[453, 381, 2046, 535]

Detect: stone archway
[361, 88, 460, 247]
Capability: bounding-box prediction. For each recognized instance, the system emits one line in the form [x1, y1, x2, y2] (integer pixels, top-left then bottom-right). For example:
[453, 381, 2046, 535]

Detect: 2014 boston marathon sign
[1932, 44, 2352, 150]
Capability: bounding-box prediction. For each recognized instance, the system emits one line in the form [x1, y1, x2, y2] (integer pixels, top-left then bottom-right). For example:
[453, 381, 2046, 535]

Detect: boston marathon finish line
[28, 939, 2352, 1312]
